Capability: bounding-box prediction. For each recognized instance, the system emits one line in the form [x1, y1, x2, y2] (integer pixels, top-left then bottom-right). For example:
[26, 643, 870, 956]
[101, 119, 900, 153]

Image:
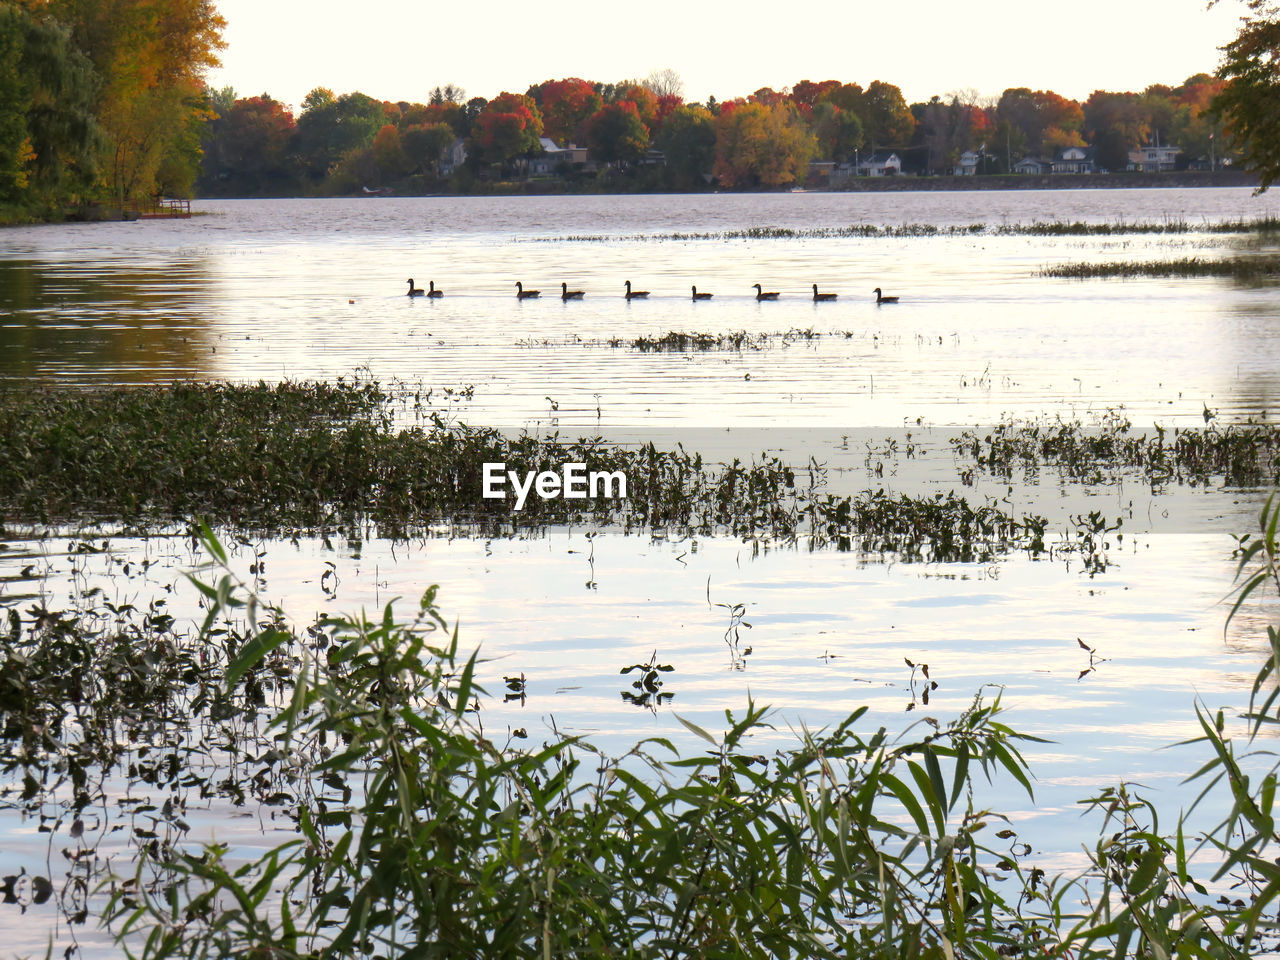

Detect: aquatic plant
[1041, 254, 1280, 281]
[0, 381, 1051, 562]
[951, 414, 1280, 488]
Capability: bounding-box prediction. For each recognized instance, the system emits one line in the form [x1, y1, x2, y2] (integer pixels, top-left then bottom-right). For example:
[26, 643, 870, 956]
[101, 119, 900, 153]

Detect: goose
[561, 282, 585, 300]
[691, 285, 713, 300]
[624, 280, 649, 300]
[812, 284, 838, 302]
[873, 287, 899, 304]
[752, 283, 779, 301]
[516, 281, 540, 299]
[407, 278, 425, 297]
[427, 280, 443, 298]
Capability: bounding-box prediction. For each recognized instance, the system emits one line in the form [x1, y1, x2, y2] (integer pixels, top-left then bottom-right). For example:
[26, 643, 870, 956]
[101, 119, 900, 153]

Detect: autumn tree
[791, 79, 842, 109]
[45, 0, 225, 202]
[401, 122, 455, 178]
[468, 92, 543, 171]
[862, 80, 915, 147]
[0, 3, 99, 211]
[371, 123, 409, 179]
[615, 83, 659, 128]
[528, 78, 600, 146]
[713, 100, 817, 188]
[654, 103, 715, 185]
[1171, 74, 1226, 164]
[810, 101, 863, 163]
[1211, 0, 1280, 188]
[200, 93, 297, 195]
[585, 100, 649, 166]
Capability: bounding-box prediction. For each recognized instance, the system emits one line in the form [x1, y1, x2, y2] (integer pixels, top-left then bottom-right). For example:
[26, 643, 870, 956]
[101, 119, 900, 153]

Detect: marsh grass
[1041, 254, 1280, 280]
[538, 216, 1280, 244]
[0, 381, 1048, 562]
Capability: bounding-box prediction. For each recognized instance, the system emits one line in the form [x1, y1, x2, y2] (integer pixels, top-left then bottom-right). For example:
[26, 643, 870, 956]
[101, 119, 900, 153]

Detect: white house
[1052, 145, 1097, 174]
[953, 150, 981, 176]
[1127, 143, 1179, 172]
[856, 152, 901, 176]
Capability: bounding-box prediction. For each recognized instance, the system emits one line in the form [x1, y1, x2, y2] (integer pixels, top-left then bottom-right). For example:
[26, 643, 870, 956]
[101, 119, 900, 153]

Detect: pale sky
[207, 0, 1245, 112]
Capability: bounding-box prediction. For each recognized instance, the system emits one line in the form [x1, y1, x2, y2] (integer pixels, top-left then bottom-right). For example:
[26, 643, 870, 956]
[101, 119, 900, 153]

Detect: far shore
[195, 169, 1260, 202]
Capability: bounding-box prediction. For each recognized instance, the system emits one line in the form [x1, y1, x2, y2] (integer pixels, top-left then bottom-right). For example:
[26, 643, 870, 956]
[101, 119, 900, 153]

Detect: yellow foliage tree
[713, 101, 817, 188]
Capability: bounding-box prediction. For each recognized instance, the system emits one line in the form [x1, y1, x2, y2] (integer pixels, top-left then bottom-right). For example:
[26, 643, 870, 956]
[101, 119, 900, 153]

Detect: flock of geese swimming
[407, 278, 900, 303]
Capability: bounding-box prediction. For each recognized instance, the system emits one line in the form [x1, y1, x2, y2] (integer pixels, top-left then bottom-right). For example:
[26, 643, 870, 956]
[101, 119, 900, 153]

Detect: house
[1127, 143, 1179, 172]
[1013, 156, 1053, 175]
[1052, 146, 1097, 174]
[856, 152, 901, 176]
[953, 149, 981, 176]
[531, 138, 590, 176]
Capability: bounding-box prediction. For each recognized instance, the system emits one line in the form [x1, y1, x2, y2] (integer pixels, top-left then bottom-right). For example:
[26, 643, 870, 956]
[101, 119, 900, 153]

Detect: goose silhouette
[874, 287, 899, 304]
[692, 285, 713, 300]
[624, 280, 649, 300]
[812, 284, 838, 302]
[406, 278, 424, 297]
[516, 281, 540, 299]
[426, 280, 443, 298]
[752, 283, 779, 301]
[561, 282, 585, 300]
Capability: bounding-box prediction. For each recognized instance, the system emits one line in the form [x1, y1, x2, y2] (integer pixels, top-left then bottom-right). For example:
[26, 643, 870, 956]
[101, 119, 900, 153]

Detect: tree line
[3, 0, 1280, 218]
[197, 72, 1236, 197]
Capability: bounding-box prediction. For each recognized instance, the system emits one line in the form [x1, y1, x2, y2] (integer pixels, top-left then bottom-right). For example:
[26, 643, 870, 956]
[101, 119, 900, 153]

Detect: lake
[3, 187, 1280, 954]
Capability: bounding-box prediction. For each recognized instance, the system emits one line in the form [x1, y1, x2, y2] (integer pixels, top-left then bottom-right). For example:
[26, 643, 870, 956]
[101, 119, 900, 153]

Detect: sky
[206, 0, 1246, 112]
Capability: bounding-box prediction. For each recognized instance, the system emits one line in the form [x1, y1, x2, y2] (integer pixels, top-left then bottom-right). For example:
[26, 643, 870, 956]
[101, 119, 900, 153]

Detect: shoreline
[192, 170, 1260, 202]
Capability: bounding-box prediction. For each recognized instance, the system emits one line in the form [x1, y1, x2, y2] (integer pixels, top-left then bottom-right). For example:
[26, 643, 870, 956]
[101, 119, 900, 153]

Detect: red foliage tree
[530, 78, 601, 146]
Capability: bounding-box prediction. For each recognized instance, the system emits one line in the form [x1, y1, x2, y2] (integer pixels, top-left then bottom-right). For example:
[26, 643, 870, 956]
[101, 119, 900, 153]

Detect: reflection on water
[0, 258, 215, 382]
